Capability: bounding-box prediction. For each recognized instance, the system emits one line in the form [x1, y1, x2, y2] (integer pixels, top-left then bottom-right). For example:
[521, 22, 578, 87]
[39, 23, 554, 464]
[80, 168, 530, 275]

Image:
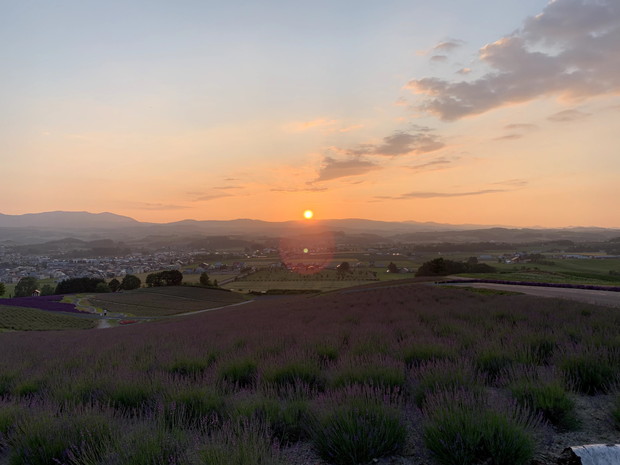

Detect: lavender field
[0, 284, 619, 464]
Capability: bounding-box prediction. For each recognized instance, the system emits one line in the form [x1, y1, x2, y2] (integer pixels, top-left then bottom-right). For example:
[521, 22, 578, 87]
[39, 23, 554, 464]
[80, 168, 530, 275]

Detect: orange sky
[2, 1, 619, 227]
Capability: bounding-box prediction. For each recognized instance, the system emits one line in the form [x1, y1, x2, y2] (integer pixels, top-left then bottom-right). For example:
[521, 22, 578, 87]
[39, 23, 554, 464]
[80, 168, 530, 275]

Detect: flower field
[0, 295, 81, 313]
[0, 284, 619, 464]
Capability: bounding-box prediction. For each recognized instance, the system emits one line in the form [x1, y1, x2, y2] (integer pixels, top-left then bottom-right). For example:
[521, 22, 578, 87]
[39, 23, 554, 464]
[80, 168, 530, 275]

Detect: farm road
[443, 282, 620, 308]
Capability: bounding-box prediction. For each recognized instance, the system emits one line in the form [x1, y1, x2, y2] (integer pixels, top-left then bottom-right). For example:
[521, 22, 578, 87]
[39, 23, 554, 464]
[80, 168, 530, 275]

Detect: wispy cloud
[271, 186, 328, 192]
[349, 127, 444, 156]
[193, 193, 232, 202]
[213, 186, 242, 190]
[408, 156, 456, 172]
[130, 202, 189, 210]
[504, 123, 538, 131]
[433, 39, 464, 53]
[547, 108, 591, 122]
[377, 189, 508, 200]
[407, 0, 620, 120]
[494, 134, 523, 141]
[314, 156, 381, 182]
[285, 118, 337, 132]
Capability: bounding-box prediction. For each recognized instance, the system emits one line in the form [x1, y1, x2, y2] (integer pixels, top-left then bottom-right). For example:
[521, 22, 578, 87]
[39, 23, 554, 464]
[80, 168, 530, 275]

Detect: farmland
[0, 283, 618, 464]
[0, 305, 95, 331]
[88, 286, 248, 317]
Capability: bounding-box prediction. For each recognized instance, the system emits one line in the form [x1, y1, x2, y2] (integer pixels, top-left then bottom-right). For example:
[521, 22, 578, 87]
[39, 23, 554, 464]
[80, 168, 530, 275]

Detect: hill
[0, 283, 618, 464]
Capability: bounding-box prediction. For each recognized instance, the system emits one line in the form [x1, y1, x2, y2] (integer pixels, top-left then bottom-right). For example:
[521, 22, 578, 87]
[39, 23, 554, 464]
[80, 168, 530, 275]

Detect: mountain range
[0, 211, 618, 247]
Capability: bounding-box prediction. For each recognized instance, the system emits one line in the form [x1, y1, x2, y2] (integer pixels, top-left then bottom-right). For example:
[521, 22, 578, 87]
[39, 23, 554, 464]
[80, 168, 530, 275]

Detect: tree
[40, 284, 55, 296]
[55, 277, 106, 294]
[121, 274, 141, 290]
[15, 277, 39, 297]
[387, 262, 399, 274]
[337, 262, 351, 273]
[95, 282, 111, 293]
[0, 282, 5, 297]
[146, 273, 163, 287]
[199, 272, 211, 286]
[108, 278, 121, 292]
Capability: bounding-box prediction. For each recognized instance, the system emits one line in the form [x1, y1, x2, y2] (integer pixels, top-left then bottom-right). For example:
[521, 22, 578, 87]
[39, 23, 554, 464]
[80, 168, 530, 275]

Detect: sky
[1, 0, 619, 227]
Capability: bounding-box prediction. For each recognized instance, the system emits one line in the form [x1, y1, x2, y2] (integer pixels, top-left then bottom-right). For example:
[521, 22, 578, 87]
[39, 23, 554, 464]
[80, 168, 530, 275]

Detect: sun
[303, 209, 314, 219]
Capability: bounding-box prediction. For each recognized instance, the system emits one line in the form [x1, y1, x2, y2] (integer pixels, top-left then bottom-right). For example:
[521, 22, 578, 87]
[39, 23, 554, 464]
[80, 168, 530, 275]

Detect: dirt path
[442, 282, 620, 308]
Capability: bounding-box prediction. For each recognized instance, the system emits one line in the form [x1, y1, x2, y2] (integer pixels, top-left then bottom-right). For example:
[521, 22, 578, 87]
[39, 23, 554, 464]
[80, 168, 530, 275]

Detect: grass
[0, 305, 95, 331]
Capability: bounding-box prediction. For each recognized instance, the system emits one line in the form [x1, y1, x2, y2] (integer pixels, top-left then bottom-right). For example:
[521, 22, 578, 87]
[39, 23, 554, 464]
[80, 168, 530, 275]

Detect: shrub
[200, 419, 281, 465]
[309, 402, 406, 465]
[525, 336, 556, 365]
[107, 382, 156, 411]
[475, 350, 513, 384]
[510, 381, 579, 431]
[315, 344, 339, 364]
[331, 362, 405, 391]
[413, 363, 479, 408]
[8, 412, 115, 465]
[112, 426, 189, 465]
[403, 344, 453, 368]
[423, 394, 537, 465]
[166, 354, 217, 377]
[218, 359, 257, 388]
[263, 361, 325, 391]
[165, 387, 226, 429]
[561, 355, 615, 394]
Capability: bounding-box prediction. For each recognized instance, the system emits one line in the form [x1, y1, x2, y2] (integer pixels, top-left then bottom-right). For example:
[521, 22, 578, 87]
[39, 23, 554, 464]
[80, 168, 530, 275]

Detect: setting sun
[303, 209, 314, 219]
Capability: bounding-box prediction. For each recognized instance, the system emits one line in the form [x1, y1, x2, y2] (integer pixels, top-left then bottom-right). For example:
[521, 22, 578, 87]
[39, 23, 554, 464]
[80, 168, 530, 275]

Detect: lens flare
[303, 209, 314, 219]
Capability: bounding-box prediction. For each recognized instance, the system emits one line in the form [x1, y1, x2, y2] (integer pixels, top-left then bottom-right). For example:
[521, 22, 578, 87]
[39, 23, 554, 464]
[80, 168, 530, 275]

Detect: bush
[511, 381, 579, 430]
[309, 402, 406, 465]
[403, 344, 453, 368]
[218, 359, 257, 388]
[423, 394, 537, 465]
[561, 355, 615, 394]
[331, 363, 405, 391]
[263, 362, 325, 391]
[200, 419, 281, 465]
[475, 350, 513, 384]
[413, 363, 479, 408]
[165, 387, 226, 429]
[8, 412, 115, 465]
[166, 354, 217, 377]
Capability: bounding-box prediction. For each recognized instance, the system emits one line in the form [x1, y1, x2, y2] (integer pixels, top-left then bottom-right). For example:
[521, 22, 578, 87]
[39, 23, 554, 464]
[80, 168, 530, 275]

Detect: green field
[88, 286, 247, 317]
[459, 258, 620, 285]
[0, 306, 95, 331]
[221, 268, 383, 292]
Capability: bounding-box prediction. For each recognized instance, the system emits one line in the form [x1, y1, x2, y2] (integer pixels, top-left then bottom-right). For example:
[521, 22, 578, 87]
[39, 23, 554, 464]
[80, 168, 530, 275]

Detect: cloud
[503, 123, 538, 130]
[433, 39, 464, 53]
[456, 68, 472, 75]
[349, 128, 444, 156]
[547, 108, 591, 122]
[131, 202, 189, 210]
[270, 186, 328, 192]
[314, 157, 381, 182]
[408, 156, 456, 172]
[407, 0, 620, 120]
[193, 193, 232, 202]
[430, 55, 448, 63]
[491, 179, 529, 188]
[377, 189, 508, 200]
[494, 134, 523, 141]
[213, 185, 242, 190]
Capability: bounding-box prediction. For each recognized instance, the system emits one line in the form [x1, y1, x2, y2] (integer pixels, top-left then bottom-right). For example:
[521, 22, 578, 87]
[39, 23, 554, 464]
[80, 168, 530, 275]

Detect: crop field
[223, 268, 380, 293]
[88, 286, 247, 317]
[0, 305, 95, 331]
[0, 284, 618, 464]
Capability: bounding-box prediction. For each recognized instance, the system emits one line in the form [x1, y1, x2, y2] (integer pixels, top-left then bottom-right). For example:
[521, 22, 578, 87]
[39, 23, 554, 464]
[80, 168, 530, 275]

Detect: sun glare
[303, 209, 314, 219]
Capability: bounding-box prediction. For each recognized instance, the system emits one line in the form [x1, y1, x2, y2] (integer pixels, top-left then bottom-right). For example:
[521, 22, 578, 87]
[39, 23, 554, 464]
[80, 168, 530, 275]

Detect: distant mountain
[0, 211, 619, 247]
[0, 211, 139, 229]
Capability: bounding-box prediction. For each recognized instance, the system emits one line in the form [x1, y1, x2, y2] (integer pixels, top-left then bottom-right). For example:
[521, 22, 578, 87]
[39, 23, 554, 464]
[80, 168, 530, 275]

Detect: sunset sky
[2, 0, 619, 227]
